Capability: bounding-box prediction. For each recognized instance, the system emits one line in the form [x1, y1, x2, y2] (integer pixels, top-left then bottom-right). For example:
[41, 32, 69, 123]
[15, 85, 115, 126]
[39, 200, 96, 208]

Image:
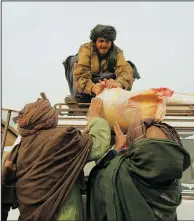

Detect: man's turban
[90, 24, 117, 42]
[13, 99, 58, 137]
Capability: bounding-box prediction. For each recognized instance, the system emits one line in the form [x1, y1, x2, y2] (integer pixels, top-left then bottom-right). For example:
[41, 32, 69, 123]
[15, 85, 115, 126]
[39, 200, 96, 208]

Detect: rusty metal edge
[1, 119, 19, 136]
[1, 110, 12, 158]
[2, 108, 19, 113]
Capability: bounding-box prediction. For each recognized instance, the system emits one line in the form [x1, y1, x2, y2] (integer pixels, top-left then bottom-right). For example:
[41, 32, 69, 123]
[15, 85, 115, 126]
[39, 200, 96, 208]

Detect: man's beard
[97, 50, 109, 58]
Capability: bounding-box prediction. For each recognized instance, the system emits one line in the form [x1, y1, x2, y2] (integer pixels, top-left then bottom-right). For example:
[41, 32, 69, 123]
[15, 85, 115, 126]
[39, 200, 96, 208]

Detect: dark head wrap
[90, 24, 117, 72]
[90, 24, 117, 42]
[13, 99, 58, 137]
[126, 119, 183, 147]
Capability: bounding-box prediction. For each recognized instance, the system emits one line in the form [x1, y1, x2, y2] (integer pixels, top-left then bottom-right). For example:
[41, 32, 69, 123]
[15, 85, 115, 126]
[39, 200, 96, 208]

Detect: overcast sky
[2, 2, 194, 110]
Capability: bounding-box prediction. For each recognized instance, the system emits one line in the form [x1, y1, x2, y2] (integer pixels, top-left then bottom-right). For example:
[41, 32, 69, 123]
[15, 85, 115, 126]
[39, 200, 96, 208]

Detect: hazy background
[2, 2, 194, 110]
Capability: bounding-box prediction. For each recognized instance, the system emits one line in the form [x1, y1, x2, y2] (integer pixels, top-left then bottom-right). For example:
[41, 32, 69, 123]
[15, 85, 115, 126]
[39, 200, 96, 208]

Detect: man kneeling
[64, 24, 140, 108]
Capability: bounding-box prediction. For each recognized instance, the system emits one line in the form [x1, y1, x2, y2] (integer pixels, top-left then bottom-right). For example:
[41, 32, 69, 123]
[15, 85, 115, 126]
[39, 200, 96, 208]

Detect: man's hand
[87, 97, 103, 121]
[83, 97, 103, 133]
[114, 121, 127, 152]
[101, 78, 123, 89]
[92, 83, 105, 95]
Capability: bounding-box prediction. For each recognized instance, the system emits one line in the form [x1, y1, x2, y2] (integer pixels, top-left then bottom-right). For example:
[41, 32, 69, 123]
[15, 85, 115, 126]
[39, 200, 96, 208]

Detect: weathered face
[95, 37, 112, 55]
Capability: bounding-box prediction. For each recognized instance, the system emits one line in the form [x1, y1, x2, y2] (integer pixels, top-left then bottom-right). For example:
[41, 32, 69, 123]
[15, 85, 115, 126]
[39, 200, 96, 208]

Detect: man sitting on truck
[64, 24, 140, 108]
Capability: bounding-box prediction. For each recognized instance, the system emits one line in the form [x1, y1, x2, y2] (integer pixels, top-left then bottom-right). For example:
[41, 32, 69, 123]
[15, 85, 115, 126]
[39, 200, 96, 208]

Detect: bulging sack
[97, 88, 174, 131]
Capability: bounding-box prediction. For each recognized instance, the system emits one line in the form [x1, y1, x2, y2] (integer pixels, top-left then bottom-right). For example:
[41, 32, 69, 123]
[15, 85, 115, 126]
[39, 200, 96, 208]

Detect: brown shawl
[2, 99, 93, 221]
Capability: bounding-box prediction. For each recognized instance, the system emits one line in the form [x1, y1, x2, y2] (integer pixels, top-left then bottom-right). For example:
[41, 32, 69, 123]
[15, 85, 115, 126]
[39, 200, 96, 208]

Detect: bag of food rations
[97, 87, 174, 132]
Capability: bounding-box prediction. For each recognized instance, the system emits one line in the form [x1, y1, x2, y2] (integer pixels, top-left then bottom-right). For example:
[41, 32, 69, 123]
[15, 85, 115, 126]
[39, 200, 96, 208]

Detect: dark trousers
[63, 55, 116, 103]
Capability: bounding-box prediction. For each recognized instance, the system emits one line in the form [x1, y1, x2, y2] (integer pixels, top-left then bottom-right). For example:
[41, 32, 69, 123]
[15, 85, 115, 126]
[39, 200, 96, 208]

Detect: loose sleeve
[87, 117, 111, 162]
[73, 44, 95, 95]
[115, 51, 134, 90]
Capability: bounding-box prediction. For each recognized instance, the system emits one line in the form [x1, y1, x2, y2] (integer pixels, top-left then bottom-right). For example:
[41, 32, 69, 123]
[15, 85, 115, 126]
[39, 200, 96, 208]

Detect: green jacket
[87, 139, 191, 221]
[73, 42, 134, 95]
[57, 117, 111, 220]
